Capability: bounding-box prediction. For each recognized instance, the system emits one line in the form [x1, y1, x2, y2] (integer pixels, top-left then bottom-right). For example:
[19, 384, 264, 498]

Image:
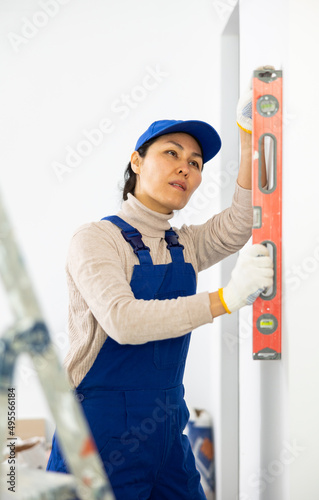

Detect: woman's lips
[169, 182, 186, 191]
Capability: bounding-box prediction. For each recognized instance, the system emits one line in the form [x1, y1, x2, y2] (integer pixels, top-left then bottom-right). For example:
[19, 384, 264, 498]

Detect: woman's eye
[167, 150, 177, 156]
[189, 160, 200, 169]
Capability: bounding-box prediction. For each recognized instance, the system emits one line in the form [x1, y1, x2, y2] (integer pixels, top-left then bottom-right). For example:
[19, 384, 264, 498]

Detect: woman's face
[131, 132, 203, 214]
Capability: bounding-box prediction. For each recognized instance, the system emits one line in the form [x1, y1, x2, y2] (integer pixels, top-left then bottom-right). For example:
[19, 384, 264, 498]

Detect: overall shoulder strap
[101, 215, 153, 265]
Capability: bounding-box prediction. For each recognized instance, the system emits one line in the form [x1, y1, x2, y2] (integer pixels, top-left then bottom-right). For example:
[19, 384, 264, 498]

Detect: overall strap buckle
[165, 229, 185, 263]
[165, 229, 184, 250]
[121, 229, 150, 255]
[101, 215, 153, 265]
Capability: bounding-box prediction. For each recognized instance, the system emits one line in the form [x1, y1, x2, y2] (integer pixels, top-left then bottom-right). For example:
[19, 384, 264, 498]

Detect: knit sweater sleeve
[180, 183, 253, 271]
[67, 223, 213, 346]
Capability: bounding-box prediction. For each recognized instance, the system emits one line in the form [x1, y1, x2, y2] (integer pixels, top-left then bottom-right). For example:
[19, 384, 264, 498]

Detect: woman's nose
[177, 160, 190, 176]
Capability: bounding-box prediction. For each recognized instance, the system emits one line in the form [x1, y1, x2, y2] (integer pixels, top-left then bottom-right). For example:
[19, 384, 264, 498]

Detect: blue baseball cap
[135, 119, 222, 164]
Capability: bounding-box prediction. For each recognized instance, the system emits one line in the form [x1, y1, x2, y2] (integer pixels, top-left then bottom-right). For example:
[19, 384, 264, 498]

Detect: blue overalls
[47, 216, 206, 500]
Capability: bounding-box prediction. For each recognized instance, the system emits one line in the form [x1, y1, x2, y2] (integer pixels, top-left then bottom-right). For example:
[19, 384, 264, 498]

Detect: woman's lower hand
[214, 244, 274, 315]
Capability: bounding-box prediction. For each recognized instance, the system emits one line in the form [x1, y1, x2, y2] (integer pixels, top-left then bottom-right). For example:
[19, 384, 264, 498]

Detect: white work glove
[236, 65, 276, 134]
[219, 244, 274, 313]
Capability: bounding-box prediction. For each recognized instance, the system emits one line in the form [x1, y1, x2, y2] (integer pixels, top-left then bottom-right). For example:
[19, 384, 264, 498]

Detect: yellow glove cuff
[218, 288, 232, 314]
[237, 121, 252, 134]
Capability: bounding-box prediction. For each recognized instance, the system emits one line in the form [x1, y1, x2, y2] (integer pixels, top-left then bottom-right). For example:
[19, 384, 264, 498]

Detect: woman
[47, 118, 273, 499]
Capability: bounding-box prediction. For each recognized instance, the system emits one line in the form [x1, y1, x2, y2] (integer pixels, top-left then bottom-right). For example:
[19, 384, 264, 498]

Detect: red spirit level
[252, 68, 282, 360]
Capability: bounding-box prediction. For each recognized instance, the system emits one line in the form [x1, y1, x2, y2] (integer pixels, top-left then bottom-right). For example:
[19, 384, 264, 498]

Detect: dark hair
[122, 134, 204, 201]
[122, 136, 160, 201]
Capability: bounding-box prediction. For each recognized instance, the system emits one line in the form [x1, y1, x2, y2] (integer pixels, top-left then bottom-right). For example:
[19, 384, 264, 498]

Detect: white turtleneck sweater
[64, 183, 253, 388]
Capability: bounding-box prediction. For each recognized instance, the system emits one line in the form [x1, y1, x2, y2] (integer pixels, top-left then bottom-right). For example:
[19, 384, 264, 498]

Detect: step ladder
[0, 192, 115, 499]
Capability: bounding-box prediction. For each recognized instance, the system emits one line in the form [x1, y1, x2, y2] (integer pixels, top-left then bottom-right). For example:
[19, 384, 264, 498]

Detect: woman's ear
[131, 151, 141, 174]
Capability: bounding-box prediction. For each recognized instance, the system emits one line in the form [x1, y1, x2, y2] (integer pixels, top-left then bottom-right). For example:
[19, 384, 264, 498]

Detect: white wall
[238, 1, 288, 498]
[0, 1, 242, 495]
[239, 0, 319, 499]
[218, 6, 240, 499]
